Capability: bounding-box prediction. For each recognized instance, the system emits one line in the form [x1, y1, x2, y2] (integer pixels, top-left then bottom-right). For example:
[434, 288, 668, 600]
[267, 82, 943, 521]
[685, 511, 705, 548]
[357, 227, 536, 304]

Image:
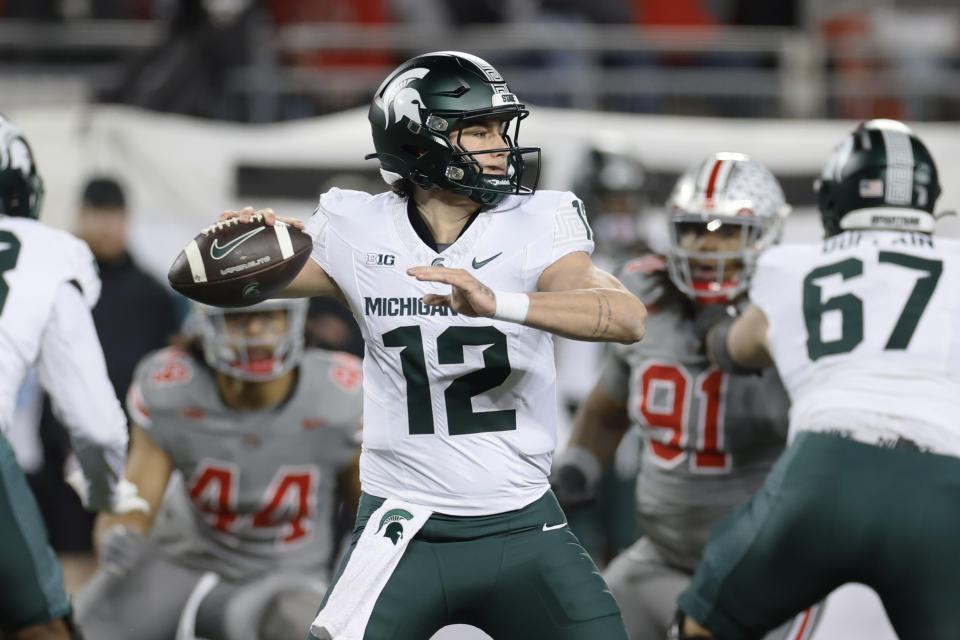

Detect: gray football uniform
[76, 347, 362, 640]
[598, 257, 789, 639]
[134, 346, 362, 580]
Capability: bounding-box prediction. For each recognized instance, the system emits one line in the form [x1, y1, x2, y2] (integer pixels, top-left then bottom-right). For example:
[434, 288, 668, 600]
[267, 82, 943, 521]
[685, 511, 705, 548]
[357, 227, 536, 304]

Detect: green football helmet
[366, 51, 540, 206]
[816, 119, 940, 237]
[0, 116, 44, 219]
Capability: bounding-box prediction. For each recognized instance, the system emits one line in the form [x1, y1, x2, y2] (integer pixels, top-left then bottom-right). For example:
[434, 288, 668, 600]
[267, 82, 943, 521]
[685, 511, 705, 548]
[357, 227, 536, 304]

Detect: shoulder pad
[617, 254, 669, 306]
[621, 254, 666, 276]
[318, 187, 395, 219]
[139, 347, 198, 390]
[305, 349, 363, 394]
[46, 230, 101, 308]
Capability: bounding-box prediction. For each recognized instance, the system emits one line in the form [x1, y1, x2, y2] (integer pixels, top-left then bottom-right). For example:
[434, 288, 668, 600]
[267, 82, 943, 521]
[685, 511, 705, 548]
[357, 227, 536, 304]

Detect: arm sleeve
[551, 194, 595, 263]
[305, 204, 331, 274]
[37, 282, 128, 511]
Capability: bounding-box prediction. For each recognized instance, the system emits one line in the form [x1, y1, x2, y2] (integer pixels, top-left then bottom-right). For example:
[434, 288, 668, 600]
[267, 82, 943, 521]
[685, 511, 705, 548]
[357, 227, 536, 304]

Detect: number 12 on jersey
[383, 325, 516, 436]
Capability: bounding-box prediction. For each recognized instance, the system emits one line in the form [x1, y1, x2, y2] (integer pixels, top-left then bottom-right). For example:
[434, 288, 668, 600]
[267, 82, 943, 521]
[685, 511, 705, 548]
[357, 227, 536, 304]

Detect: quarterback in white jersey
[216, 52, 645, 640]
[0, 116, 143, 640]
[675, 121, 960, 640]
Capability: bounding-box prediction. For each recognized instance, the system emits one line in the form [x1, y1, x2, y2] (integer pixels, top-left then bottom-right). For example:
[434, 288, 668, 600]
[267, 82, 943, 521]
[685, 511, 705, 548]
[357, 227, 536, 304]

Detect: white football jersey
[306, 188, 594, 515]
[0, 216, 100, 431]
[751, 230, 960, 456]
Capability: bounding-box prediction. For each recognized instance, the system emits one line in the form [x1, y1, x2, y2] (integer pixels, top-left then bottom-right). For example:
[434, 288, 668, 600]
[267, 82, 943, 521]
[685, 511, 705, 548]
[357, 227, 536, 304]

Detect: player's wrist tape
[706, 317, 762, 375]
[493, 291, 530, 324]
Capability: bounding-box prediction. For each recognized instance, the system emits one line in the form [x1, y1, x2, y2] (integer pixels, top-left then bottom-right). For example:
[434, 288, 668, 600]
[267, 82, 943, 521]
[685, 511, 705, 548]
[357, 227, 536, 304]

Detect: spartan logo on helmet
[0, 116, 44, 219]
[376, 508, 413, 545]
[366, 51, 540, 206]
[816, 119, 941, 237]
[379, 67, 430, 130]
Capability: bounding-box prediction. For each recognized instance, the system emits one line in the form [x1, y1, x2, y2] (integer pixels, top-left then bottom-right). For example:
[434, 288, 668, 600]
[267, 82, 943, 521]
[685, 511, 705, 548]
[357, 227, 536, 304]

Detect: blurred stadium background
[3, 2, 956, 638]
[3, 0, 960, 282]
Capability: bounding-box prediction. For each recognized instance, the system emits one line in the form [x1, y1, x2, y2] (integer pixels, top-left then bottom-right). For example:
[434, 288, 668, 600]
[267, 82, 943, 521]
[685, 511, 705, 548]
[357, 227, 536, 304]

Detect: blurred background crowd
[1, 0, 958, 122]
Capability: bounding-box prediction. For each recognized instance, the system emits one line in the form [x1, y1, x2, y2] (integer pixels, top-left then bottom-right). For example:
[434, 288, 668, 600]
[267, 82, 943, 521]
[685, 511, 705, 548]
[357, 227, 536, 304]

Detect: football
[168, 215, 312, 308]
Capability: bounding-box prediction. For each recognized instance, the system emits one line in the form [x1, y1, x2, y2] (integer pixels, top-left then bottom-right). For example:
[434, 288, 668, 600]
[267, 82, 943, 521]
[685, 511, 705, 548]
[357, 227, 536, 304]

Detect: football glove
[99, 524, 147, 577]
[549, 445, 602, 507]
[66, 469, 150, 516]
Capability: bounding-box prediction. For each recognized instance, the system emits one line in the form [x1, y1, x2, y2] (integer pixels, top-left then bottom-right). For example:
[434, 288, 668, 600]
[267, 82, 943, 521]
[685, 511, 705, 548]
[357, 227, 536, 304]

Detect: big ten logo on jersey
[366, 252, 395, 267]
[188, 460, 319, 545]
[151, 351, 193, 386]
[329, 352, 362, 392]
[635, 361, 731, 474]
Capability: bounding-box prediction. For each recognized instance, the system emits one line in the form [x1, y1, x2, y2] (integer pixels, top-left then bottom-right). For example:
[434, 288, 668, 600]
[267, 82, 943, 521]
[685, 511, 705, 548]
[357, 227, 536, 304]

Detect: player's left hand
[407, 266, 496, 318]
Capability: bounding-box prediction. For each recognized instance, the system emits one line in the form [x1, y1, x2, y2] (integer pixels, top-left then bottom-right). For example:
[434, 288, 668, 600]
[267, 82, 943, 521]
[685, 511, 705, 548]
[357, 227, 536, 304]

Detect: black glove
[692, 303, 737, 344]
[549, 445, 602, 508]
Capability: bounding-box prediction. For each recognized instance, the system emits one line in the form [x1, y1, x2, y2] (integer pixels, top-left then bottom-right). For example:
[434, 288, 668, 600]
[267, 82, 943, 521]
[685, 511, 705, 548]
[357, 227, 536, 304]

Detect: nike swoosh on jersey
[542, 522, 566, 532]
[210, 226, 266, 260]
[471, 252, 502, 269]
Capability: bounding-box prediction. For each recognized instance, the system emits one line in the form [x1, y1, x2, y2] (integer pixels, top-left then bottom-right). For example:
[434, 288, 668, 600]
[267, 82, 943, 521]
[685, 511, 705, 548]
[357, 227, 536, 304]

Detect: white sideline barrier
[8, 104, 960, 283]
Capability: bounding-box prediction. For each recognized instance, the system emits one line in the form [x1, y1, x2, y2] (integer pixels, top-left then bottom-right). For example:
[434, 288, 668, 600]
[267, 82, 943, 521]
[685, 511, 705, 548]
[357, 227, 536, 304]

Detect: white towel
[310, 498, 432, 640]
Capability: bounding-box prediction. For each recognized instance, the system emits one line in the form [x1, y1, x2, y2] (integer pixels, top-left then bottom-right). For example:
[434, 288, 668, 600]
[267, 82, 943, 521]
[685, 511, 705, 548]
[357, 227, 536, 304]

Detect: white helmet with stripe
[189, 298, 308, 382]
[666, 152, 790, 304]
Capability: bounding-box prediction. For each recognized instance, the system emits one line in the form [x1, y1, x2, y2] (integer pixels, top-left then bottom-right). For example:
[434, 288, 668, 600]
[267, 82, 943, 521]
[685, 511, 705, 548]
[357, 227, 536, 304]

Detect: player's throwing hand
[408, 266, 497, 318]
[219, 205, 305, 230]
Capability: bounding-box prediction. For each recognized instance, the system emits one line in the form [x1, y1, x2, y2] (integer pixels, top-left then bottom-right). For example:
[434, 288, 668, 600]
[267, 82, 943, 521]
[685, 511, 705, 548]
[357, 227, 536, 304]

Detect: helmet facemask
[667, 216, 769, 305]
[367, 51, 541, 206]
[437, 112, 538, 205]
[193, 299, 307, 382]
[665, 152, 788, 305]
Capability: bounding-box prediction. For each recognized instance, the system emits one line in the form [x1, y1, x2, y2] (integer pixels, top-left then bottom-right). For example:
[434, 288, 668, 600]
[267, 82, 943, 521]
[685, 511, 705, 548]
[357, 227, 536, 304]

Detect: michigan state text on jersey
[208, 51, 646, 640]
[676, 121, 960, 640]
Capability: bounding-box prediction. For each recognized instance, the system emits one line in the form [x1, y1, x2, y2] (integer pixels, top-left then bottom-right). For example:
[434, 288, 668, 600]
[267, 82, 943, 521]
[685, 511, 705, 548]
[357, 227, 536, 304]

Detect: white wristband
[492, 291, 530, 324]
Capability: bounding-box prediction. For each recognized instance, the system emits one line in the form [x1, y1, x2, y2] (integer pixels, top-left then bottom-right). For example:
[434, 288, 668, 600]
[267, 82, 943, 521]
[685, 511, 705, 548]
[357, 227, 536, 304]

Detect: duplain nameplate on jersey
[168, 215, 312, 307]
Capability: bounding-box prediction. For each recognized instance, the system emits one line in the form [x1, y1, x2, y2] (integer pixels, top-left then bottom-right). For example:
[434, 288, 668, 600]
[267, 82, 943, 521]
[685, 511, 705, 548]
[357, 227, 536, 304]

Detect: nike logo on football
[542, 522, 566, 532]
[471, 252, 502, 269]
[210, 227, 266, 260]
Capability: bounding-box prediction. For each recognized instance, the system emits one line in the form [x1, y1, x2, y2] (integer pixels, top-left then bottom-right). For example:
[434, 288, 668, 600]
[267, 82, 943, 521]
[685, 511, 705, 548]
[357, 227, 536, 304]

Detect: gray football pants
[75, 544, 326, 640]
[604, 536, 820, 640]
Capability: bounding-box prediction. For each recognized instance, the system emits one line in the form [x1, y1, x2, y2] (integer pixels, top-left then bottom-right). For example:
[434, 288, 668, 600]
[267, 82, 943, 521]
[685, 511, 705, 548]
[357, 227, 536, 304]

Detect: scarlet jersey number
[636, 361, 731, 473]
[188, 461, 318, 544]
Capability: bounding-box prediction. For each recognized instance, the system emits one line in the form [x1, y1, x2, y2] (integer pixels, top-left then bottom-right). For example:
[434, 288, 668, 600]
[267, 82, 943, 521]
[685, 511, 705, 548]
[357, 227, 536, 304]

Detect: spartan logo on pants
[377, 509, 414, 545]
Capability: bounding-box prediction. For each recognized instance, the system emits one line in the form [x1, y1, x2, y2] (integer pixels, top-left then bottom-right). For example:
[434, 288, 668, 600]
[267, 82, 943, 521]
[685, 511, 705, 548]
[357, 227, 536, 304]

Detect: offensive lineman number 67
[803, 251, 942, 360]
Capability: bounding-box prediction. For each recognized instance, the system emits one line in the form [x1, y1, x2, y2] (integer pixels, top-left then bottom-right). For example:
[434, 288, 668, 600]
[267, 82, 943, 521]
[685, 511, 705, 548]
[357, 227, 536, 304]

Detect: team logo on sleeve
[377, 508, 413, 545]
